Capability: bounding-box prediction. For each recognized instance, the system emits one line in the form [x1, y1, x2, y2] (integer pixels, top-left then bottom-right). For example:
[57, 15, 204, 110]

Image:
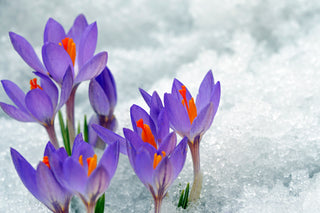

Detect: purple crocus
[164, 70, 221, 201]
[50, 134, 119, 213]
[10, 142, 72, 213]
[88, 66, 117, 148]
[9, 14, 108, 144]
[0, 70, 73, 148]
[93, 104, 187, 213]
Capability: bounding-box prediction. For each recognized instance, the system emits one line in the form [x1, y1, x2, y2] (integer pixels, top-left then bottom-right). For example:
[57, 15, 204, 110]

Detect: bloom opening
[179, 85, 197, 124]
[30, 78, 43, 90]
[79, 154, 97, 176]
[59, 37, 76, 66]
[136, 119, 157, 149]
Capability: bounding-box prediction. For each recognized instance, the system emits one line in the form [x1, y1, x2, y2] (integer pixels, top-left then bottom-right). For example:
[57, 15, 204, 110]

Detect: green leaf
[77, 120, 80, 135]
[58, 111, 71, 155]
[84, 115, 88, 143]
[177, 189, 185, 207]
[94, 193, 105, 213]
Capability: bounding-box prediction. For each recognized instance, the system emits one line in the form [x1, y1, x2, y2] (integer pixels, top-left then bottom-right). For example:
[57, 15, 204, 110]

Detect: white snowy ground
[1, 0, 320, 212]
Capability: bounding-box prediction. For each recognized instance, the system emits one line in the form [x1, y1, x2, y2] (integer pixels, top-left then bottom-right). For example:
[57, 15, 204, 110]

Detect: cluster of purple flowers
[1, 14, 221, 213]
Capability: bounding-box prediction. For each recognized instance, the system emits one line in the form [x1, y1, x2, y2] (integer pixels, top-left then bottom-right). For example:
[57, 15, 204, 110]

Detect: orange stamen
[59, 37, 76, 66]
[153, 151, 166, 169]
[179, 85, 197, 124]
[136, 119, 157, 149]
[87, 154, 97, 177]
[42, 156, 50, 169]
[79, 155, 83, 166]
[29, 78, 43, 90]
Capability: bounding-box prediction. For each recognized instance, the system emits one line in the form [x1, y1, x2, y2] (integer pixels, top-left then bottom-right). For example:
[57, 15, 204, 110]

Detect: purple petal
[42, 43, 74, 84]
[139, 88, 152, 108]
[9, 32, 46, 74]
[99, 141, 119, 179]
[130, 104, 157, 137]
[34, 72, 58, 111]
[169, 137, 188, 180]
[196, 70, 215, 112]
[164, 93, 191, 137]
[211, 81, 221, 117]
[67, 14, 88, 45]
[44, 18, 66, 43]
[152, 157, 174, 196]
[92, 124, 127, 155]
[36, 163, 70, 212]
[88, 115, 99, 146]
[89, 79, 110, 116]
[77, 22, 98, 68]
[190, 103, 214, 140]
[0, 102, 34, 122]
[158, 132, 177, 155]
[71, 135, 95, 164]
[74, 52, 107, 84]
[171, 78, 192, 102]
[25, 89, 53, 124]
[150, 91, 163, 123]
[10, 148, 40, 200]
[123, 128, 143, 151]
[156, 109, 169, 142]
[57, 67, 73, 111]
[95, 67, 117, 110]
[1, 80, 28, 113]
[85, 166, 109, 202]
[63, 157, 87, 194]
[133, 149, 154, 187]
[44, 142, 56, 156]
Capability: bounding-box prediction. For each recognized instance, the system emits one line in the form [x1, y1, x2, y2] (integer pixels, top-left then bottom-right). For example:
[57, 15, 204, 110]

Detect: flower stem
[85, 202, 95, 213]
[188, 136, 203, 202]
[45, 123, 59, 149]
[66, 86, 78, 148]
[154, 196, 162, 213]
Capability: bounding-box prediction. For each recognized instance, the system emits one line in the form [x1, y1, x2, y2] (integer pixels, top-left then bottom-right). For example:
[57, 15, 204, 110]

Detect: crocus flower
[88, 66, 117, 148]
[0, 69, 73, 148]
[9, 14, 108, 144]
[93, 104, 187, 213]
[124, 122, 188, 213]
[50, 134, 120, 213]
[164, 70, 221, 201]
[10, 142, 72, 213]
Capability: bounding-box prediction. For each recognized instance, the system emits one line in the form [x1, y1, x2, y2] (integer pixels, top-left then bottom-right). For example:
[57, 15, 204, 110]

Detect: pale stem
[85, 202, 95, 213]
[154, 196, 162, 213]
[188, 136, 203, 202]
[66, 86, 78, 147]
[45, 122, 59, 149]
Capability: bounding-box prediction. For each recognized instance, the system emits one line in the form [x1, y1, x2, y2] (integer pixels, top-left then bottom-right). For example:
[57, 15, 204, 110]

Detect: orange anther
[87, 154, 97, 177]
[42, 156, 50, 169]
[153, 151, 166, 169]
[179, 85, 197, 124]
[59, 37, 76, 66]
[136, 119, 157, 149]
[79, 155, 83, 166]
[30, 78, 43, 90]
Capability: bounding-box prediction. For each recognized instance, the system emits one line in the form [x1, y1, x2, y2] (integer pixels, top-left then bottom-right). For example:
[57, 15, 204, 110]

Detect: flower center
[42, 156, 50, 169]
[30, 78, 43, 90]
[136, 119, 157, 149]
[179, 85, 197, 124]
[59, 37, 76, 66]
[79, 154, 97, 177]
[153, 151, 166, 169]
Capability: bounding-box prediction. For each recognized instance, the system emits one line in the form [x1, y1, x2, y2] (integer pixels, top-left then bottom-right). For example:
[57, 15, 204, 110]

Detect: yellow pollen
[179, 85, 197, 124]
[136, 119, 157, 149]
[30, 78, 43, 90]
[42, 156, 50, 169]
[59, 37, 76, 66]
